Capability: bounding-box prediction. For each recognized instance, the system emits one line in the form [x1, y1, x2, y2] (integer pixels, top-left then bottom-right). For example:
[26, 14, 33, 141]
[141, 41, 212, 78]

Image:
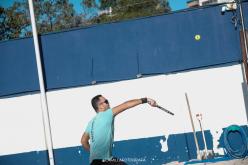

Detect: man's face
[97, 96, 110, 112]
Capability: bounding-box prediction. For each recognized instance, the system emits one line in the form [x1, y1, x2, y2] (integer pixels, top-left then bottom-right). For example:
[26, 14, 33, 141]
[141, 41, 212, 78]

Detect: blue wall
[1, 2, 248, 164]
[1, 2, 248, 97]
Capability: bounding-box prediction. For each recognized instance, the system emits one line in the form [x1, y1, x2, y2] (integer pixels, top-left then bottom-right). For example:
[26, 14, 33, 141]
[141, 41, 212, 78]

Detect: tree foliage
[90, 0, 171, 23]
[1, 0, 86, 41]
[1, 0, 171, 41]
[0, 2, 30, 40]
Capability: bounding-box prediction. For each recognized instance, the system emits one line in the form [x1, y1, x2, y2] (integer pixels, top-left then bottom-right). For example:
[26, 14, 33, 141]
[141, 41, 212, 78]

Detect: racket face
[157, 105, 174, 115]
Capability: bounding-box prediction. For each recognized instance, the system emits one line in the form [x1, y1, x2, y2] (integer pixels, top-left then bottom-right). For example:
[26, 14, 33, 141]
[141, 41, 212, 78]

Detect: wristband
[141, 98, 147, 104]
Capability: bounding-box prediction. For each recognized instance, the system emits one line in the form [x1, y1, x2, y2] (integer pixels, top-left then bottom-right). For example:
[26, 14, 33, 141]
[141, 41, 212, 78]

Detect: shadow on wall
[241, 82, 248, 123]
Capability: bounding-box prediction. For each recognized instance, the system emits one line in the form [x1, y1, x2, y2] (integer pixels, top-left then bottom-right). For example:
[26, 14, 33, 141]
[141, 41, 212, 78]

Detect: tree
[80, 0, 98, 20]
[1, 0, 171, 41]
[88, 0, 171, 24]
[0, 1, 30, 41]
[33, 0, 78, 34]
[0, 0, 85, 41]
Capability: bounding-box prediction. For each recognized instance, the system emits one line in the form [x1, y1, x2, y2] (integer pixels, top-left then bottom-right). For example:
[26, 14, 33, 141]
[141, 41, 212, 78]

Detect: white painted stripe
[0, 95, 47, 155]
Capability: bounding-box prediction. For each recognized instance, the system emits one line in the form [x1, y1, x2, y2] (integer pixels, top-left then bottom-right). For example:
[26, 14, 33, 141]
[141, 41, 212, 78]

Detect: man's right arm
[112, 98, 156, 116]
[81, 132, 90, 151]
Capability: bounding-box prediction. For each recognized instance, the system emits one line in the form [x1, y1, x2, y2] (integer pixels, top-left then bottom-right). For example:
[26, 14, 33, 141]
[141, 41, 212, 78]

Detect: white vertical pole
[185, 93, 201, 160]
[200, 121, 208, 157]
[198, 117, 208, 158]
[27, 0, 55, 165]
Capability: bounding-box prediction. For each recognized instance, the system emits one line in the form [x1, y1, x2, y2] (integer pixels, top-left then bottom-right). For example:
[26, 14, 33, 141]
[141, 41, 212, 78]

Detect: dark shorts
[90, 157, 127, 165]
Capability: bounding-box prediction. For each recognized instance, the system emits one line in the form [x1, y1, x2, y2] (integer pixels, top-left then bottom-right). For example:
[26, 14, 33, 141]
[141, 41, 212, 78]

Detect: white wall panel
[0, 95, 46, 155]
[0, 64, 247, 155]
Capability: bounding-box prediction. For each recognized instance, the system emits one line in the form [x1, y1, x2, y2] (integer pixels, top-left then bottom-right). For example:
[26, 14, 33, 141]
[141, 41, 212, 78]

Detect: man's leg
[91, 158, 128, 165]
[90, 159, 104, 165]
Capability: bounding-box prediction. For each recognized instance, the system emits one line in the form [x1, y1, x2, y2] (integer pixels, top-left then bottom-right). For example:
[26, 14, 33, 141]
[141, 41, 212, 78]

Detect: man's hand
[81, 132, 90, 151]
[147, 98, 157, 107]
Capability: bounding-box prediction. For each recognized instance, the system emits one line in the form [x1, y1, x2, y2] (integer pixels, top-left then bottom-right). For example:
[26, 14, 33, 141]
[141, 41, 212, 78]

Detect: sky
[0, 0, 14, 8]
[0, 0, 188, 12]
[68, 0, 188, 13]
[169, 0, 188, 11]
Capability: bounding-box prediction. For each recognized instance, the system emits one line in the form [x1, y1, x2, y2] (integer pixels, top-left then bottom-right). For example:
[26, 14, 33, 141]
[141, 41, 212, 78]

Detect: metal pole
[197, 116, 208, 158]
[185, 93, 201, 160]
[239, 0, 248, 83]
[27, 0, 55, 164]
[200, 121, 208, 158]
[239, 0, 248, 59]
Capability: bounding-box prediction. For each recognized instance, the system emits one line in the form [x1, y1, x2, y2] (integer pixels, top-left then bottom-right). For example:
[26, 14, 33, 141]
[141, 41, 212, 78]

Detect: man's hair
[91, 95, 102, 112]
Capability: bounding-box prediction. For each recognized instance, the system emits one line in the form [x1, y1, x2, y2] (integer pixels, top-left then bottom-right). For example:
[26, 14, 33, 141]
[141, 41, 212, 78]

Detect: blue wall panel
[243, 2, 248, 28]
[137, 6, 241, 74]
[0, 2, 248, 96]
[0, 39, 39, 96]
[88, 23, 139, 82]
[40, 30, 93, 89]
[53, 146, 88, 165]
[0, 151, 49, 165]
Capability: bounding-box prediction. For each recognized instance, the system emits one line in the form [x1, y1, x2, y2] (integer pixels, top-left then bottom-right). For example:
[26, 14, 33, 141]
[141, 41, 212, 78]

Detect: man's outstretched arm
[81, 132, 90, 151]
[112, 98, 156, 116]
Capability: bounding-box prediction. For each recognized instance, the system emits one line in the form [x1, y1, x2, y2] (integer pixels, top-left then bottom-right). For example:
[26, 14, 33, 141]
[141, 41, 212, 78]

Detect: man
[81, 95, 157, 165]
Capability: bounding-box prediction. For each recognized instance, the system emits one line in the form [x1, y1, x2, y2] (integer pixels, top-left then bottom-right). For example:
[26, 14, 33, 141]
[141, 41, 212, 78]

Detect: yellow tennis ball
[195, 35, 201, 40]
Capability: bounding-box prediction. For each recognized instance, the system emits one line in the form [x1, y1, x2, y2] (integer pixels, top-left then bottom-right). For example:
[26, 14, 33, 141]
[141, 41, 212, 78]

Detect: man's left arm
[81, 132, 90, 151]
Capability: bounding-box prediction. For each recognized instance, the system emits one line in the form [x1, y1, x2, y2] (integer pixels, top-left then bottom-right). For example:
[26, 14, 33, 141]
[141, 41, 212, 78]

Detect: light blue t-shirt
[85, 108, 114, 163]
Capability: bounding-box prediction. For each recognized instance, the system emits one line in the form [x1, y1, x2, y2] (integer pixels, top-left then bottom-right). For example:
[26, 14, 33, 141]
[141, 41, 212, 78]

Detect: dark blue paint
[242, 1, 248, 28]
[0, 39, 39, 96]
[138, 6, 241, 74]
[0, 151, 49, 165]
[0, 3, 247, 97]
[53, 146, 88, 165]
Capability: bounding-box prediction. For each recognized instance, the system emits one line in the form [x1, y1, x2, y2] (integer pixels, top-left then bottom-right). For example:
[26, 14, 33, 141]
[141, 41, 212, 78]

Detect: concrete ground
[208, 158, 248, 165]
[164, 158, 248, 165]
